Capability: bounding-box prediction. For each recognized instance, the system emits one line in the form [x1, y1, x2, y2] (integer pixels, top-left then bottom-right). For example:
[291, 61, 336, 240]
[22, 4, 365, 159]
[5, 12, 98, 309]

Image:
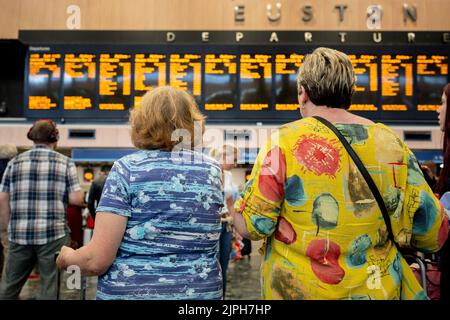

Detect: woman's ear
[298, 85, 309, 106]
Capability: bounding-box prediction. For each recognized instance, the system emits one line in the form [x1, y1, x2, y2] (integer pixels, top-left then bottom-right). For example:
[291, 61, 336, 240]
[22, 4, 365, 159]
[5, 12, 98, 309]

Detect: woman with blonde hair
[57, 86, 224, 299]
[233, 47, 448, 300]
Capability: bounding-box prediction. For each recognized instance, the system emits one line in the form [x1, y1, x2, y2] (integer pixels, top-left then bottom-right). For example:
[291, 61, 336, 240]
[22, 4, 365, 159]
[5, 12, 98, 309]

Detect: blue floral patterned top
[95, 149, 224, 300]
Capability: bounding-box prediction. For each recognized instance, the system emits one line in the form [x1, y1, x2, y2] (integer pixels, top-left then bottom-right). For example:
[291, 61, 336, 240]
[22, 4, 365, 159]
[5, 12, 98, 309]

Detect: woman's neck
[305, 105, 374, 125]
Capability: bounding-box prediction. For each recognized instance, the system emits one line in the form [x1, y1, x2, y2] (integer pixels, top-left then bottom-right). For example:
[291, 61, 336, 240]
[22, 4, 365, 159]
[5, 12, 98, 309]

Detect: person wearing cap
[0, 119, 85, 300]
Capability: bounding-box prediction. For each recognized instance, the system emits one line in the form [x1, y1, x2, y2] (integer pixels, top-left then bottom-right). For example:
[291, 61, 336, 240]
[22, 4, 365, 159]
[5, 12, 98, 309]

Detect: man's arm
[0, 192, 10, 230]
[69, 191, 85, 207]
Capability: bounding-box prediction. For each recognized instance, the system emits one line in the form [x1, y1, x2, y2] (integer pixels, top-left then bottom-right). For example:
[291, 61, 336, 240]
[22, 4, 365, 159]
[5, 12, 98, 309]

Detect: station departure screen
[348, 54, 378, 112]
[98, 53, 132, 111]
[381, 54, 414, 112]
[416, 55, 448, 111]
[134, 53, 167, 108]
[169, 54, 202, 104]
[63, 53, 96, 110]
[204, 54, 237, 111]
[239, 54, 272, 111]
[274, 54, 303, 111]
[24, 46, 449, 124]
[27, 53, 62, 110]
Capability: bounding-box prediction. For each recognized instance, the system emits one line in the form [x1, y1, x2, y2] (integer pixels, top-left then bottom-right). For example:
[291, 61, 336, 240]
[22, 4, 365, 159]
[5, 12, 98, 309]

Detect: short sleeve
[66, 160, 81, 193]
[0, 162, 12, 193]
[96, 160, 131, 217]
[235, 134, 286, 240]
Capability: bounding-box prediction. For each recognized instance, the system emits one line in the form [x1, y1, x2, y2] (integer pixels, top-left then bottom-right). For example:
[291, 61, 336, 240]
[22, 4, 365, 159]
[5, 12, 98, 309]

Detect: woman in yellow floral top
[233, 47, 449, 300]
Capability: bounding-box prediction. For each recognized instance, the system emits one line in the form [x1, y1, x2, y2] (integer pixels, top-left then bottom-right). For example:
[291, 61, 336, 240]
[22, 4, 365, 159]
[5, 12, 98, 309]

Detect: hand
[420, 165, 435, 180]
[56, 245, 75, 270]
[233, 229, 243, 241]
[221, 215, 233, 224]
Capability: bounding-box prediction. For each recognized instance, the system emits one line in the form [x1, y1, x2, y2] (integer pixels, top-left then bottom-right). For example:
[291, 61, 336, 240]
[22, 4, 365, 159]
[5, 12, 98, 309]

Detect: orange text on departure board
[240, 54, 271, 111]
[134, 54, 167, 92]
[381, 54, 413, 111]
[99, 54, 131, 96]
[64, 53, 96, 110]
[275, 53, 303, 110]
[349, 54, 378, 92]
[204, 54, 237, 111]
[169, 54, 202, 96]
[29, 53, 61, 77]
[381, 54, 413, 97]
[417, 55, 448, 112]
[240, 54, 271, 79]
[28, 53, 61, 110]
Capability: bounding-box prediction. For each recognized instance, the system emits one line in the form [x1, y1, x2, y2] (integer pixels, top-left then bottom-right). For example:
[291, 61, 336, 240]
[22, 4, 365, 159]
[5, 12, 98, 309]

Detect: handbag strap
[312, 116, 399, 250]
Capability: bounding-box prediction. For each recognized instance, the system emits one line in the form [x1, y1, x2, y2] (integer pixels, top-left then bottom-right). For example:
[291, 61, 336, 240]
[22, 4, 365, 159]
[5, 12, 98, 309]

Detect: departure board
[274, 54, 303, 111]
[98, 53, 132, 111]
[24, 45, 449, 124]
[27, 53, 61, 110]
[240, 54, 272, 111]
[169, 54, 202, 104]
[134, 53, 167, 108]
[204, 54, 237, 111]
[416, 55, 448, 112]
[63, 53, 96, 110]
[381, 54, 414, 112]
[348, 54, 378, 111]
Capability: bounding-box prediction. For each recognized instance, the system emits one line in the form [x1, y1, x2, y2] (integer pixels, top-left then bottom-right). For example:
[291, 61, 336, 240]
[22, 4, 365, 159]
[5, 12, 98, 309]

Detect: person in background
[420, 160, 438, 190]
[232, 47, 448, 300]
[67, 191, 88, 249]
[435, 83, 450, 301]
[209, 144, 240, 298]
[0, 144, 18, 278]
[87, 164, 112, 221]
[0, 119, 84, 300]
[57, 86, 224, 300]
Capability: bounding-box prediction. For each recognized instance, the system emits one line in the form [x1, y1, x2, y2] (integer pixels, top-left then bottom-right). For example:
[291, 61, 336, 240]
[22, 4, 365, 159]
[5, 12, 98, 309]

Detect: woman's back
[96, 149, 223, 300]
[237, 117, 447, 299]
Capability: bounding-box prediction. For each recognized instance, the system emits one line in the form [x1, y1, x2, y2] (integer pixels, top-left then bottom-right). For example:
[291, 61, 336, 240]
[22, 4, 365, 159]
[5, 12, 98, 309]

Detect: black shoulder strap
[312, 116, 399, 249]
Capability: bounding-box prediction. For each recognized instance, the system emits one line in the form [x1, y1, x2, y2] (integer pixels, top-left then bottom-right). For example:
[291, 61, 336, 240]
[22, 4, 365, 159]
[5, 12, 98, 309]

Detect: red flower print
[306, 239, 345, 285]
[258, 146, 286, 202]
[293, 135, 341, 177]
[275, 217, 297, 244]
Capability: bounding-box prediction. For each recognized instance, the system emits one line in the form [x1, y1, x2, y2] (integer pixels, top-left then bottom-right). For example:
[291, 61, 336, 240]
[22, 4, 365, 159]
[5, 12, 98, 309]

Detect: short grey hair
[297, 47, 355, 109]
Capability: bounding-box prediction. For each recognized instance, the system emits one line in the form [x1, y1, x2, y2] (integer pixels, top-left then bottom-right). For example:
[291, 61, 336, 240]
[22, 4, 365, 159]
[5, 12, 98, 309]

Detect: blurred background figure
[435, 83, 450, 301]
[209, 144, 241, 298]
[87, 164, 112, 222]
[0, 144, 18, 279]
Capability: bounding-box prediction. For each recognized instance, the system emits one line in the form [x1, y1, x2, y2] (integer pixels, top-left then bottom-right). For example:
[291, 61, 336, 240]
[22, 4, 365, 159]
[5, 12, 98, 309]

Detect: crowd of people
[0, 47, 448, 300]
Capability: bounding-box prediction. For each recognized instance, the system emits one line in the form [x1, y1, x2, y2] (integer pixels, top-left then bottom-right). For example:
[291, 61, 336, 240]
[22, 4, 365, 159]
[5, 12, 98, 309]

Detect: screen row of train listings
[26, 51, 448, 122]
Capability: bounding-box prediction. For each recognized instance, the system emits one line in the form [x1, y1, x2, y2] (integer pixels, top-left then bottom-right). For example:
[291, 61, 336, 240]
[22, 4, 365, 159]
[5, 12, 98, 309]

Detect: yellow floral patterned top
[235, 117, 449, 300]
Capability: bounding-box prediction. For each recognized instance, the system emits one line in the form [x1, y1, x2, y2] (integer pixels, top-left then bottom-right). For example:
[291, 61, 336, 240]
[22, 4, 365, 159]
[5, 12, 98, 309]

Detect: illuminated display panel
[134, 53, 166, 108]
[63, 53, 96, 110]
[23, 45, 449, 124]
[416, 55, 448, 112]
[204, 54, 237, 111]
[98, 53, 131, 111]
[381, 54, 414, 112]
[27, 53, 61, 110]
[348, 54, 378, 112]
[239, 54, 272, 111]
[169, 54, 202, 104]
[274, 53, 303, 111]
